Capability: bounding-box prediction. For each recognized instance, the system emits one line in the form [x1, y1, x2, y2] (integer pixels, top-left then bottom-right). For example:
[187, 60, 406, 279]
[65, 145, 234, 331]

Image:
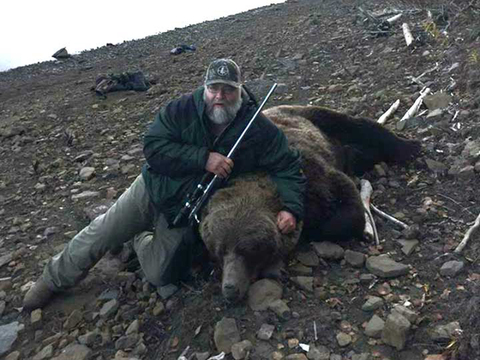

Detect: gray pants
[43, 174, 189, 291]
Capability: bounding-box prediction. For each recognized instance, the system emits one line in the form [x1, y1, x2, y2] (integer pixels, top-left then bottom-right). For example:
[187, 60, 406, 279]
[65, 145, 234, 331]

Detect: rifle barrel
[227, 83, 277, 159]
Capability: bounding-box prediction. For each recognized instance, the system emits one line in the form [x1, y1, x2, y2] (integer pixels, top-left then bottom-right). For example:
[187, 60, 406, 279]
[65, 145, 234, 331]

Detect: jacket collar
[193, 86, 206, 120]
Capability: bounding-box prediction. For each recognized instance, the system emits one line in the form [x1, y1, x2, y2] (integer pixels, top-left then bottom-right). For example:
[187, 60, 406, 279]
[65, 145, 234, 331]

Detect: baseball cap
[205, 59, 242, 88]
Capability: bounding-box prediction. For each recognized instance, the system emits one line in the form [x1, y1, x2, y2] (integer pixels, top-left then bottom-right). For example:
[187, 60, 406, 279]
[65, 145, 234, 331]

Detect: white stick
[397, 88, 431, 130]
[314, 321, 318, 341]
[178, 346, 190, 360]
[360, 179, 373, 207]
[360, 179, 379, 246]
[402, 23, 414, 47]
[360, 180, 374, 241]
[454, 212, 480, 253]
[387, 13, 402, 24]
[412, 64, 439, 85]
[207, 353, 226, 360]
[451, 110, 459, 123]
[371, 204, 409, 230]
[401, 88, 431, 121]
[377, 99, 400, 125]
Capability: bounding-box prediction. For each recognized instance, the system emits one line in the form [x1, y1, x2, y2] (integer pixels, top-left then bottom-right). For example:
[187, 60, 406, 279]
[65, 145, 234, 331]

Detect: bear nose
[223, 283, 240, 302]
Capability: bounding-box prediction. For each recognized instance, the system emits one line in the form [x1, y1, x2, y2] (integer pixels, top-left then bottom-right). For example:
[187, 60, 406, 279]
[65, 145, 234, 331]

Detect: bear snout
[222, 282, 241, 302]
[222, 253, 250, 302]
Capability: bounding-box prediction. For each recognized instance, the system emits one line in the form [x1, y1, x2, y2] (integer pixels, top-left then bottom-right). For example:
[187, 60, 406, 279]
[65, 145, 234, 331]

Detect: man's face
[204, 83, 242, 125]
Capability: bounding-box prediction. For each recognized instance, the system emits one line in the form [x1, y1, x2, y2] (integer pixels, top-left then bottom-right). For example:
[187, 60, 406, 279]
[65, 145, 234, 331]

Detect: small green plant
[423, 20, 440, 38]
[469, 49, 480, 64]
[422, 19, 449, 46]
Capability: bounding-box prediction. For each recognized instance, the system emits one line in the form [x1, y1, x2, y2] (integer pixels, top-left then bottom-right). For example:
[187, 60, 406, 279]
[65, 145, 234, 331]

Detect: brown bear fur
[199, 105, 420, 302]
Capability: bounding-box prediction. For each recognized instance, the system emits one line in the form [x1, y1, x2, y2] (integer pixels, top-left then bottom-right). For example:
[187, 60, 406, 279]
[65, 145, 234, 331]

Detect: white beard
[204, 92, 242, 125]
[209, 106, 235, 125]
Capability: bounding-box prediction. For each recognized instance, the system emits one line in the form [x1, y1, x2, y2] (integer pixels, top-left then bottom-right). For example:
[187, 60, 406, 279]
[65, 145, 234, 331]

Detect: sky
[0, 0, 285, 72]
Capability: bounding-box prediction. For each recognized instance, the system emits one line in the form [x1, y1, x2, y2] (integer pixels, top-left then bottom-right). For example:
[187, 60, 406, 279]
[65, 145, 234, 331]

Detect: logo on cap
[217, 65, 229, 77]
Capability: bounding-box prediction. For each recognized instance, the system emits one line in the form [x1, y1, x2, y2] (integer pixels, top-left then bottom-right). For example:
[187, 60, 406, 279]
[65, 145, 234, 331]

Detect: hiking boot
[23, 278, 55, 310]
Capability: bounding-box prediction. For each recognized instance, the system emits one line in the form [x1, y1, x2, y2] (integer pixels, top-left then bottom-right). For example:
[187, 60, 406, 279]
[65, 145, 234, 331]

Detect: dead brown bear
[199, 105, 420, 302]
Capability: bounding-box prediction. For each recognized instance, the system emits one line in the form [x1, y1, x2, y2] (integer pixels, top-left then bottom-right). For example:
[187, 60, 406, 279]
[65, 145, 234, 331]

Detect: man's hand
[276, 210, 296, 234]
[206, 152, 234, 178]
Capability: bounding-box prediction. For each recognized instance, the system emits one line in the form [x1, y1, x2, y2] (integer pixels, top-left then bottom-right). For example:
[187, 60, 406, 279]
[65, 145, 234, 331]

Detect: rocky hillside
[1, 0, 480, 359]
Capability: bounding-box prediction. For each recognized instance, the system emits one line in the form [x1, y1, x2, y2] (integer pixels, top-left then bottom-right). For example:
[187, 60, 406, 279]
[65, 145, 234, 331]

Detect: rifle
[172, 83, 278, 227]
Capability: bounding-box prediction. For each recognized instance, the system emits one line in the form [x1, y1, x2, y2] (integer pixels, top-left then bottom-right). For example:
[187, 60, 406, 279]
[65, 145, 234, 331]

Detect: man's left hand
[276, 211, 296, 234]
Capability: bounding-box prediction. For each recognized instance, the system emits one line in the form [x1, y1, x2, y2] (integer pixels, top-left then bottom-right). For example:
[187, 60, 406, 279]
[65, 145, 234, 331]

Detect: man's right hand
[206, 152, 234, 178]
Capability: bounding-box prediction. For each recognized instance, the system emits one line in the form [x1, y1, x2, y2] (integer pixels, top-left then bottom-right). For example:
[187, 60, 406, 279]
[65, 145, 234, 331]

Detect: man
[23, 59, 306, 310]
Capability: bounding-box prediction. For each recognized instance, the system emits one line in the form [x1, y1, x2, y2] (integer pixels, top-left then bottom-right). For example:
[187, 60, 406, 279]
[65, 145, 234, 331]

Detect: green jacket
[142, 86, 306, 226]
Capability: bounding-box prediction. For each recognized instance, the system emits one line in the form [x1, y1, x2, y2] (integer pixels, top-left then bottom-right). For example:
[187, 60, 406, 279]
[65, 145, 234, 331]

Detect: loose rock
[51, 344, 92, 360]
[0, 301, 5, 317]
[31, 308, 43, 329]
[214, 317, 241, 354]
[157, 283, 178, 300]
[33, 344, 53, 360]
[362, 296, 384, 311]
[0, 254, 13, 268]
[78, 330, 101, 346]
[285, 354, 308, 360]
[72, 191, 100, 200]
[290, 276, 314, 292]
[271, 351, 284, 360]
[0, 322, 24, 356]
[257, 323, 275, 340]
[429, 321, 462, 342]
[424, 93, 452, 110]
[195, 352, 211, 360]
[79, 167, 95, 180]
[351, 354, 370, 360]
[365, 315, 385, 338]
[5, 351, 20, 360]
[307, 344, 330, 360]
[100, 299, 119, 318]
[296, 251, 319, 267]
[312, 242, 344, 260]
[382, 312, 411, 350]
[63, 309, 83, 330]
[152, 302, 165, 316]
[366, 255, 409, 278]
[248, 279, 283, 311]
[440, 261, 464, 277]
[115, 334, 139, 350]
[336, 332, 352, 347]
[398, 239, 419, 256]
[289, 263, 313, 275]
[344, 250, 366, 267]
[126, 319, 140, 335]
[425, 159, 448, 174]
[268, 299, 291, 320]
[231, 340, 253, 360]
[392, 305, 417, 323]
